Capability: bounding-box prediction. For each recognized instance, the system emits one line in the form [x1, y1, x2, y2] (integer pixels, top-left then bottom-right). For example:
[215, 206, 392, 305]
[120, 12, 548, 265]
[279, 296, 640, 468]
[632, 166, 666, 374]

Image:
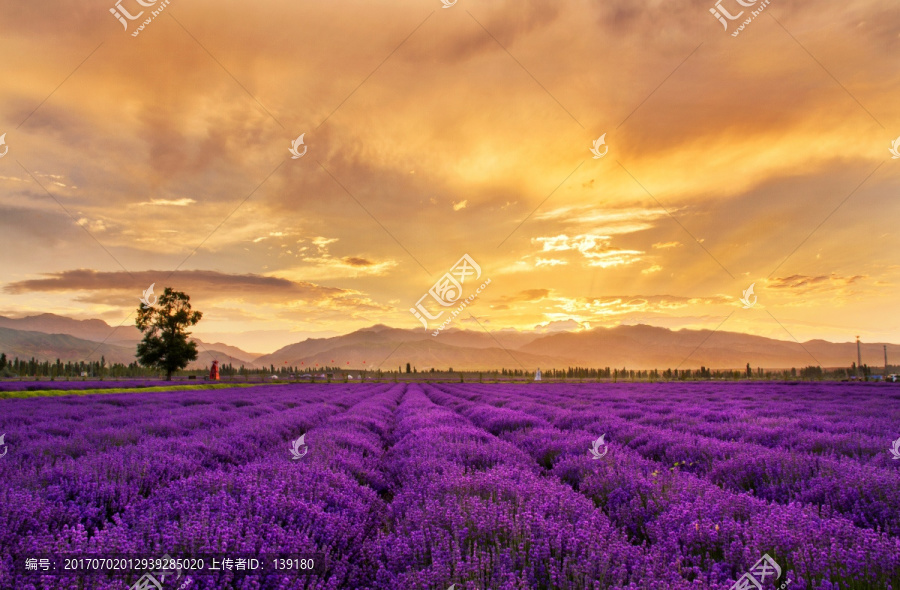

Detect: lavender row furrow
[1, 385, 393, 589]
[526, 382, 899, 463]
[371, 384, 695, 590]
[456, 382, 900, 535]
[4, 382, 899, 590]
[425, 383, 900, 589]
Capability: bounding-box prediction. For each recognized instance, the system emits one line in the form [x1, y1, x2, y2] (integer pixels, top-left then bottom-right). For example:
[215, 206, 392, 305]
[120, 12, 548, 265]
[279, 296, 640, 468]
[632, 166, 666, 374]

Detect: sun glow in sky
[1, 0, 898, 353]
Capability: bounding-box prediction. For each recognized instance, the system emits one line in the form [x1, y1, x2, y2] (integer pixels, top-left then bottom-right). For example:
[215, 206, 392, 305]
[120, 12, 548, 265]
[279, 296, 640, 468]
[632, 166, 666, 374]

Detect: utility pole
[856, 336, 861, 380]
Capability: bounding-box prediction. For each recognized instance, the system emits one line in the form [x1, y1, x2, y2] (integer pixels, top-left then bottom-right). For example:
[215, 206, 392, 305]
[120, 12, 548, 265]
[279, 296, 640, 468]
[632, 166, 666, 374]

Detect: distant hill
[190, 340, 258, 368]
[0, 318, 259, 369]
[256, 324, 897, 371]
[254, 324, 560, 371]
[0, 314, 895, 371]
[0, 313, 141, 344]
[516, 324, 891, 370]
[0, 326, 138, 365]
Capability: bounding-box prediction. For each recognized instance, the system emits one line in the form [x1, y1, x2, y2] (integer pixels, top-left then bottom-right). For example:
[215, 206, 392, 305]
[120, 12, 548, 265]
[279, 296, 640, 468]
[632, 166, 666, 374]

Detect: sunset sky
[1, 0, 898, 354]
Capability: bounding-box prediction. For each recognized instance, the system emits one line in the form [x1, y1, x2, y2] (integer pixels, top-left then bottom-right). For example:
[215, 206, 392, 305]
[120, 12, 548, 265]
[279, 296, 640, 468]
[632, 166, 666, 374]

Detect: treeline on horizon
[398, 364, 888, 382]
[0, 352, 894, 382]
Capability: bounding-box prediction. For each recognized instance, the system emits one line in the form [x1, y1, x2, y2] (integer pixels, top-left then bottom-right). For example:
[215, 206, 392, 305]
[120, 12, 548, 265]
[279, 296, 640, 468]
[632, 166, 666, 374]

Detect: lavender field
[1, 382, 899, 590]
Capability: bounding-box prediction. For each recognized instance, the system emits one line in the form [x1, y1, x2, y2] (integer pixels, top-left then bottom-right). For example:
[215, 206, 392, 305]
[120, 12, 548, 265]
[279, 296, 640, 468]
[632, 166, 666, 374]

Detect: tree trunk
[166, 371, 172, 381]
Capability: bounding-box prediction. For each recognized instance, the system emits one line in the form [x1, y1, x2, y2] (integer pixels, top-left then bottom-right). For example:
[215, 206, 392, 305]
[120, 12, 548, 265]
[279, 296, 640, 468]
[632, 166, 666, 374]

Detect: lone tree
[136, 287, 203, 381]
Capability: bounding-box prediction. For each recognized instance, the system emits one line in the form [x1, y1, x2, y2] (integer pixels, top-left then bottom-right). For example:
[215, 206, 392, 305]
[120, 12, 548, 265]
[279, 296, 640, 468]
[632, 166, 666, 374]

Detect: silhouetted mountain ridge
[0, 314, 259, 368]
[256, 324, 897, 371]
[0, 314, 895, 371]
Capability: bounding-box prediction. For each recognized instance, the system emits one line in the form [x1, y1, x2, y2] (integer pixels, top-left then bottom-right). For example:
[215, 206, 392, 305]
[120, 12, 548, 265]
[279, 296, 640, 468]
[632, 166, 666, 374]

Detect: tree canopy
[135, 287, 202, 380]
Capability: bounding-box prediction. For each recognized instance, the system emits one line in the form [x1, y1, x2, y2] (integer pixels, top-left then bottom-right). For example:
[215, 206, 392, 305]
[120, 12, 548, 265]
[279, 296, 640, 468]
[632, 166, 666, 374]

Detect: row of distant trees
[532, 364, 880, 381]
[0, 353, 155, 379]
[0, 355, 372, 380]
[1, 347, 891, 383]
[0, 354, 889, 382]
[391, 363, 887, 381]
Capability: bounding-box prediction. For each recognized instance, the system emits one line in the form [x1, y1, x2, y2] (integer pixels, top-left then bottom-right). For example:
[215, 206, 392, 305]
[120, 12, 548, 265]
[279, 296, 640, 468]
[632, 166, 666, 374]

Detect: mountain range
[0, 314, 258, 369]
[254, 324, 895, 371]
[0, 314, 894, 371]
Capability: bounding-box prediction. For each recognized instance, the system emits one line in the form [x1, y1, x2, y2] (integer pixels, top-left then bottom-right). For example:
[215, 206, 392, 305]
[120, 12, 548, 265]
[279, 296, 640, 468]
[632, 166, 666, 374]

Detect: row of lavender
[3, 383, 664, 589]
[2, 382, 898, 588]
[535, 382, 899, 466]
[0, 384, 398, 589]
[476, 382, 900, 533]
[372, 384, 696, 589]
[423, 382, 900, 588]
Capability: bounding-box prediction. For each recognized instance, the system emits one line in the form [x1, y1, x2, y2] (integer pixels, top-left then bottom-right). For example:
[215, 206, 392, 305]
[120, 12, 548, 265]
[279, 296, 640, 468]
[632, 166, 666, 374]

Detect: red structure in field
[209, 360, 220, 380]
